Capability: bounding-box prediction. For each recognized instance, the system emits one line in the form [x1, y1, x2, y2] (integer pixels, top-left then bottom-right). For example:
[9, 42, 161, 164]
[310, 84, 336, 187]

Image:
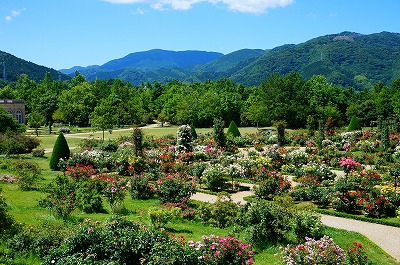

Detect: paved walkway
[191, 184, 400, 262]
[321, 215, 400, 262]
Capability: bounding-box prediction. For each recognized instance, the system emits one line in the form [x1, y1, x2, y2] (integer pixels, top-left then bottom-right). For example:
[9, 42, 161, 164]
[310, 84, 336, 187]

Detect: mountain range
[2, 31, 400, 89]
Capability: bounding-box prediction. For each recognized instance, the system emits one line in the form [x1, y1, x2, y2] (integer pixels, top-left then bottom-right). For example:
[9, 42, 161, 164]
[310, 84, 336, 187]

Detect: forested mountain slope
[230, 32, 400, 89]
[0, 51, 70, 83]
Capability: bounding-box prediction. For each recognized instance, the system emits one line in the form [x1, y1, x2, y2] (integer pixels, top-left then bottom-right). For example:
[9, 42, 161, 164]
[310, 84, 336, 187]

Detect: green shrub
[348, 116, 362, 131]
[226, 120, 241, 137]
[191, 124, 197, 139]
[32, 148, 45, 157]
[0, 107, 25, 133]
[43, 217, 198, 265]
[12, 160, 42, 191]
[197, 193, 240, 228]
[49, 133, 70, 171]
[254, 169, 291, 200]
[0, 188, 18, 238]
[0, 134, 40, 155]
[79, 138, 102, 149]
[238, 200, 295, 247]
[99, 140, 118, 152]
[148, 206, 182, 228]
[156, 173, 195, 204]
[9, 223, 68, 258]
[274, 120, 286, 146]
[202, 164, 226, 191]
[39, 175, 76, 220]
[75, 180, 104, 213]
[129, 174, 154, 200]
[292, 210, 324, 243]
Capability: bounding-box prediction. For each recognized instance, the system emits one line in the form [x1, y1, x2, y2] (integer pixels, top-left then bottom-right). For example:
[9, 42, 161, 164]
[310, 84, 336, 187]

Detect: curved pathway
[321, 215, 400, 262]
[191, 186, 400, 262]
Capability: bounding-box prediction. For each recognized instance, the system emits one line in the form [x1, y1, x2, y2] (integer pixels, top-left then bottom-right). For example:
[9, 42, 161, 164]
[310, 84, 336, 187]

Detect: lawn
[34, 125, 261, 150]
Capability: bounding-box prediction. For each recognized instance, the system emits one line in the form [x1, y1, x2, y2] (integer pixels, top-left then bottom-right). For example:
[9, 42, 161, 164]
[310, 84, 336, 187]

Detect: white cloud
[5, 8, 26, 22]
[131, 7, 145, 14]
[103, 0, 294, 14]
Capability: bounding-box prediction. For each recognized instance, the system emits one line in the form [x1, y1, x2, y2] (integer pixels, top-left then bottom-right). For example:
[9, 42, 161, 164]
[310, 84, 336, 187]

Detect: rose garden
[1, 117, 400, 264]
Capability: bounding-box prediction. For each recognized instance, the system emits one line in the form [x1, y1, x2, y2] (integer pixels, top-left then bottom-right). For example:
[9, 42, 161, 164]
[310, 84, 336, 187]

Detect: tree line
[1, 71, 400, 132]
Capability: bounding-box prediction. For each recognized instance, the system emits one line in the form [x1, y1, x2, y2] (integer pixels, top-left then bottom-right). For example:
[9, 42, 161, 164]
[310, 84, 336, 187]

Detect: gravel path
[321, 215, 400, 262]
[191, 186, 400, 262]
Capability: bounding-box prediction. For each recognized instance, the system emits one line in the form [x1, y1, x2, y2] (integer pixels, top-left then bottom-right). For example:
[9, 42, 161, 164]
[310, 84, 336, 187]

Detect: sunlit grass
[32, 126, 261, 151]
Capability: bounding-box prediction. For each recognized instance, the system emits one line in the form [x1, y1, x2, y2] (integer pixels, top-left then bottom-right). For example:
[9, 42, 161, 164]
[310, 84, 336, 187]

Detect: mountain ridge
[2, 31, 400, 88]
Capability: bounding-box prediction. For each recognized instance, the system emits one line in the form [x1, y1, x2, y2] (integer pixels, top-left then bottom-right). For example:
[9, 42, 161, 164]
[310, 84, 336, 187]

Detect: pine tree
[226, 121, 241, 137]
[49, 133, 70, 170]
[191, 124, 197, 140]
[274, 120, 286, 146]
[132, 127, 143, 157]
[213, 118, 226, 148]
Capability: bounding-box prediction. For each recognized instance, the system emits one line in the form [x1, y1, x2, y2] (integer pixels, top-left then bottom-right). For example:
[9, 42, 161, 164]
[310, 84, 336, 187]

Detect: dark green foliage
[49, 133, 70, 171]
[0, 107, 24, 133]
[213, 118, 225, 148]
[274, 120, 286, 146]
[348, 116, 362, 131]
[226, 120, 241, 137]
[132, 127, 144, 156]
[191, 124, 197, 139]
[232, 32, 400, 88]
[0, 51, 70, 82]
[238, 200, 294, 247]
[43, 217, 198, 265]
[316, 120, 325, 150]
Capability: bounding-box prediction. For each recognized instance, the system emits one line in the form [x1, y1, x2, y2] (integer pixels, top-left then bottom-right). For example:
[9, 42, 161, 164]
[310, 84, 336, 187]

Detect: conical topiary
[347, 116, 362, 131]
[226, 121, 241, 137]
[49, 133, 70, 170]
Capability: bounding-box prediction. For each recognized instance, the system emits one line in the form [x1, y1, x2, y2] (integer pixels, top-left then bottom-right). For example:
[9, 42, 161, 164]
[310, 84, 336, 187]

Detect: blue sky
[0, 0, 399, 70]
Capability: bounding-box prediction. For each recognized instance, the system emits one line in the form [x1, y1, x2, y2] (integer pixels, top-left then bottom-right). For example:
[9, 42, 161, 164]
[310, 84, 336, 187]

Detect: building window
[8, 110, 13, 117]
[16, 110, 23, 124]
